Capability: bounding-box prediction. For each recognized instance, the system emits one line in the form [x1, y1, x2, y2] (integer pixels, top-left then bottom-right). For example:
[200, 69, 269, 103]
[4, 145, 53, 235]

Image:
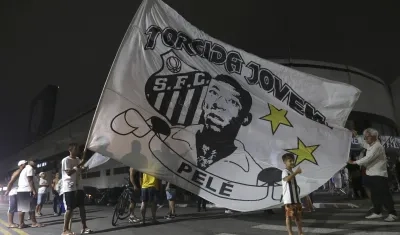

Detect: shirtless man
[52, 173, 62, 216]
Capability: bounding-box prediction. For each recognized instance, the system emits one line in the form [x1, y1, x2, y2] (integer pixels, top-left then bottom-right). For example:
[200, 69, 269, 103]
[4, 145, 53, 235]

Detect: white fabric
[61, 156, 81, 193]
[86, 0, 360, 211]
[281, 169, 300, 204]
[85, 152, 110, 170]
[355, 141, 388, 177]
[17, 165, 34, 192]
[38, 178, 48, 194]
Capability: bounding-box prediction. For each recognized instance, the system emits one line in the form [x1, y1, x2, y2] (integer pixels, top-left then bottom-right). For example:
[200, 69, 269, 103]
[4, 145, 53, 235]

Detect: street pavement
[0, 198, 400, 235]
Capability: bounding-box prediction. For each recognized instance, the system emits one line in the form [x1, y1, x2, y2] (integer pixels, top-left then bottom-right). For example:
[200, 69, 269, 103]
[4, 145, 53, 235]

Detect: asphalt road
[0, 203, 399, 235]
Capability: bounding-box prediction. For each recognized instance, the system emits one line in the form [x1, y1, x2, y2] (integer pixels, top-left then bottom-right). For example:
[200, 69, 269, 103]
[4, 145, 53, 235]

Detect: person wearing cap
[17, 160, 43, 228]
[35, 172, 49, 217]
[4, 160, 27, 228]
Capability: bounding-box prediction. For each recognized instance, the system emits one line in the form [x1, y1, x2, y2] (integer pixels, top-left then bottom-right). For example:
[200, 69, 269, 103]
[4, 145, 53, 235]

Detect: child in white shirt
[281, 153, 303, 235]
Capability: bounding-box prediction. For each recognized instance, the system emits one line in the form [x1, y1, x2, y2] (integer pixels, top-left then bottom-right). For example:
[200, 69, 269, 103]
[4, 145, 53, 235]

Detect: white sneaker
[365, 213, 383, 219]
[384, 214, 398, 222]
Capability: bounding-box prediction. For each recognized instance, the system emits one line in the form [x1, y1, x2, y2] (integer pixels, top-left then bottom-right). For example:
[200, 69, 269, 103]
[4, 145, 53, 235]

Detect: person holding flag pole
[61, 143, 93, 235]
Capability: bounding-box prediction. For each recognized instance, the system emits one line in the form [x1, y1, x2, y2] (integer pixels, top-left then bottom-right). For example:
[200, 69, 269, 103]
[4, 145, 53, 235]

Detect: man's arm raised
[5, 168, 24, 195]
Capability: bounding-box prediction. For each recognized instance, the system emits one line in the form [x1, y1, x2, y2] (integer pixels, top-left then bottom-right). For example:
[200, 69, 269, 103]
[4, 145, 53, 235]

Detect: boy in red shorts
[281, 153, 303, 235]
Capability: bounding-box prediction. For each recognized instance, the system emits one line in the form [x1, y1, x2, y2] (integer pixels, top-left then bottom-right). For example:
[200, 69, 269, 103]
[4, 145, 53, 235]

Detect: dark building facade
[27, 85, 58, 144]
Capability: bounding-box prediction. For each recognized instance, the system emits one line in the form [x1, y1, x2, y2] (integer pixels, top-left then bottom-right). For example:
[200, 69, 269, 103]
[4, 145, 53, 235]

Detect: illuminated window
[36, 162, 48, 168]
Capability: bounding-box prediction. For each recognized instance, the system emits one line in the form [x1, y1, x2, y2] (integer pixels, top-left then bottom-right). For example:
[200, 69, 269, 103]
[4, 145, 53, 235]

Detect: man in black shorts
[128, 168, 141, 223]
[61, 143, 92, 235]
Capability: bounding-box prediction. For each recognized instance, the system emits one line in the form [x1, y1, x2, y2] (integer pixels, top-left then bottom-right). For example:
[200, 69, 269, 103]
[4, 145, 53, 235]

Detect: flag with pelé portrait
[85, 0, 360, 211]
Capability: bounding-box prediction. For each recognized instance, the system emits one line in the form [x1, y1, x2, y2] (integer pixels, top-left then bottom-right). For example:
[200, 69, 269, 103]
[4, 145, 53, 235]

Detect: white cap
[39, 172, 45, 177]
[18, 160, 27, 167]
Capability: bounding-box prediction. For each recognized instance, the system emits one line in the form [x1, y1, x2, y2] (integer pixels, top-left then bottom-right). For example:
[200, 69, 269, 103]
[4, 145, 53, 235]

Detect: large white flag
[84, 153, 110, 170]
[86, 0, 360, 211]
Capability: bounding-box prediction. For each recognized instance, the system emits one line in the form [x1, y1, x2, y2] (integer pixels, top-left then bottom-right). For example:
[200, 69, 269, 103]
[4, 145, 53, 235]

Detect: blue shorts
[141, 187, 158, 202]
[8, 195, 18, 213]
[362, 175, 370, 188]
[37, 193, 47, 205]
[166, 189, 176, 201]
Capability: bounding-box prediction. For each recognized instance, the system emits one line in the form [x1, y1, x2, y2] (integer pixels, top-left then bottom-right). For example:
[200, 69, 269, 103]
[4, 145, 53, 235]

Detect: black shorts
[141, 187, 158, 202]
[63, 190, 85, 210]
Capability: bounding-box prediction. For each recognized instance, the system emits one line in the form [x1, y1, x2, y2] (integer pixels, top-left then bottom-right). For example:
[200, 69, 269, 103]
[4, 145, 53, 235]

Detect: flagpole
[81, 0, 149, 164]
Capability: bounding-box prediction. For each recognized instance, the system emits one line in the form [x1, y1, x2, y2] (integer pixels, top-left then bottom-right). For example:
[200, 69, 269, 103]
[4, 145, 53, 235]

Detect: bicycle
[111, 179, 133, 226]
[95, 188, 111, 205]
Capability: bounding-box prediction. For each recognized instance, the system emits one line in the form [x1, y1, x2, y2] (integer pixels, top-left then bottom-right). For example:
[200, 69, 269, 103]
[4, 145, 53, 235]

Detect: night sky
[0, 0, 399, 157]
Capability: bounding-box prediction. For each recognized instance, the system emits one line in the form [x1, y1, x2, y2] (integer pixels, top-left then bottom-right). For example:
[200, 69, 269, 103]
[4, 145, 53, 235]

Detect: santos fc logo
[145, 50, 212, 126]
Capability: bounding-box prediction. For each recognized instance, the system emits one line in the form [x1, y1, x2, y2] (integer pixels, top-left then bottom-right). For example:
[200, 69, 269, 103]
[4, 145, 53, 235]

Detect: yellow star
[260, 103, 293, 135]
[285, 138, 319, 166]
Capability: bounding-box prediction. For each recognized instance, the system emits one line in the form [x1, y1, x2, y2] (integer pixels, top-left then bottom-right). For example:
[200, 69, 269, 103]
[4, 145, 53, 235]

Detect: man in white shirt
[61, 143, 92, 235]
[5, 160, 26, 228]
[17, 160, 43, 228]
[348, 128, 397, 222]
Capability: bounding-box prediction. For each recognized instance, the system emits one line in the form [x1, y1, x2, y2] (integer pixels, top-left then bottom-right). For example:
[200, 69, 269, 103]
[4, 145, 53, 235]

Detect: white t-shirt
[17, 165, 34, 192]
[38, 178, 48, 194]
[61, 156, 82, 193]
[281, 169, 301, 205]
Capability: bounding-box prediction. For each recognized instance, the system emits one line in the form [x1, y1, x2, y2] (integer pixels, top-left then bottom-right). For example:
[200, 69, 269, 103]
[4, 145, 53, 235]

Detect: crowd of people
[2, 128, 398, 235]
[4, 143, 92, 235]
[2, 142, 210, 234]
